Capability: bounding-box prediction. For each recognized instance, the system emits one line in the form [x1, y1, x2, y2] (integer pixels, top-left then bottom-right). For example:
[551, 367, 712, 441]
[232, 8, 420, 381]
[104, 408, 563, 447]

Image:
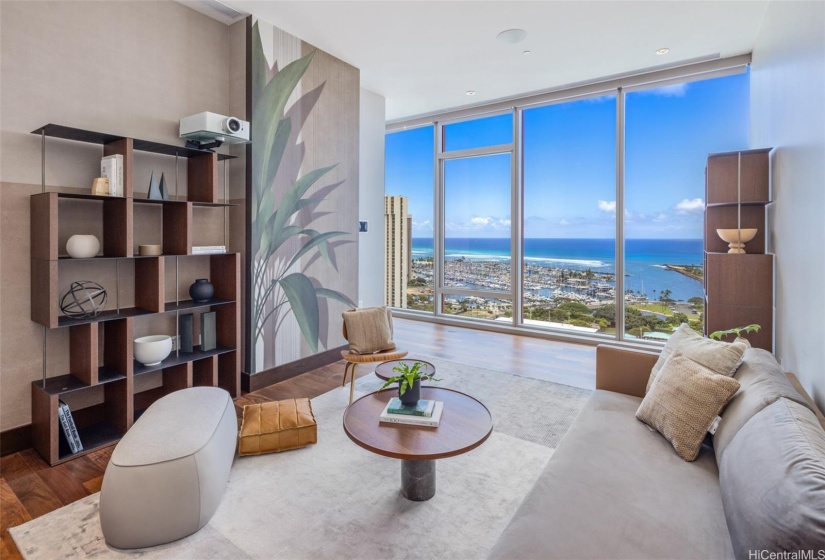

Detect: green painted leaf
[262, 117, 292, 201]
[266, 165, 337, 252]
[287, 231, 348, 270]
[278, 273, 320, 354]
[315, 288, 356, 308]
[253, 51, 316, 206]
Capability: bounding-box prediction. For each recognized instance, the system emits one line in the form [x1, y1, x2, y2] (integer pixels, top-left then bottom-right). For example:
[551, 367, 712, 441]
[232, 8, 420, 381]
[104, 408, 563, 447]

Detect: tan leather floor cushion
[239, 398, 317, 456]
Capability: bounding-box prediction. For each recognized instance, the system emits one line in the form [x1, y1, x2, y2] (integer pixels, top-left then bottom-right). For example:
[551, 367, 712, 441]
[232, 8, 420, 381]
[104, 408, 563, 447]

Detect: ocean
[412, 237, 704, 303]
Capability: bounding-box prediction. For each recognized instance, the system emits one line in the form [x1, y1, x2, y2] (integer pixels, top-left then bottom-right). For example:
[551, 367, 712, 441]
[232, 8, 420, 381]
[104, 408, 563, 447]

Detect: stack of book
[379, 398, 443, 427]
[58, 400, 83, 454]
[100, 155, 124, 196]
[193, 245, 227, 255]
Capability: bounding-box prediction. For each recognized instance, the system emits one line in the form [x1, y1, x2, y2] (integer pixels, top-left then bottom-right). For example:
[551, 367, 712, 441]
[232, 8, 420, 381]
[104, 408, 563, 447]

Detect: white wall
[750, 0, 825, 408]
[358, 88, 387, 308]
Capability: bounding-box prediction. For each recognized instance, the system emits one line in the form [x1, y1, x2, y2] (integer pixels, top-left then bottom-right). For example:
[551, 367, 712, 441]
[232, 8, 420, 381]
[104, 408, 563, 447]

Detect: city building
[384, 194, 410, 308]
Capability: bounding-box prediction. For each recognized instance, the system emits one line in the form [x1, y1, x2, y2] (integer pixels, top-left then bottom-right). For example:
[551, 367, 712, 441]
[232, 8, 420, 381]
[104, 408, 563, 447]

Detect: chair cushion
[646, 323, 748, 393]
[489, 390, 734, 560]
[713, 348, 812, 462]
[637, 352, 740, 461]
[720, 399, 825, 557]
[342, 307, 396, 354]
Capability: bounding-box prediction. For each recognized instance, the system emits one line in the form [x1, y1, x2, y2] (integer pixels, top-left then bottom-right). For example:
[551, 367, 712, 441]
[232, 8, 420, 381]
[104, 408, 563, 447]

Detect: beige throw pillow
[646, 323, 748, 393]
[637, 352, 740, 461]
[342, 307, 396, 355]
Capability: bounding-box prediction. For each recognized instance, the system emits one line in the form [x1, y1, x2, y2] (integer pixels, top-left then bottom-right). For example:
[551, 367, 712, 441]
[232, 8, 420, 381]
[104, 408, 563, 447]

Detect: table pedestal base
[401, 459, 435, 501]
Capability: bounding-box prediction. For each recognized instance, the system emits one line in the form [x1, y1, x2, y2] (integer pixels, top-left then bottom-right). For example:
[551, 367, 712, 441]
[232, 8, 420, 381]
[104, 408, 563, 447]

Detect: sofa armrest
[596, 345, 660, 398]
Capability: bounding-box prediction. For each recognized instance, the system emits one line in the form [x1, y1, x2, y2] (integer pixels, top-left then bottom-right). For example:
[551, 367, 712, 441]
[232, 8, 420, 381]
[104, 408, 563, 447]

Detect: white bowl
[66, 234, 101, 259]
[134, 335, 173, 366]
[716, 228, 758, 254]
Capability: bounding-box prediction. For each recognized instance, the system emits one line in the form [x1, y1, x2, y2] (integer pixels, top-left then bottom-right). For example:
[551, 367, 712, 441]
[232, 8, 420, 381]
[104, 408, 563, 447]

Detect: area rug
[10, 357, 591, 560]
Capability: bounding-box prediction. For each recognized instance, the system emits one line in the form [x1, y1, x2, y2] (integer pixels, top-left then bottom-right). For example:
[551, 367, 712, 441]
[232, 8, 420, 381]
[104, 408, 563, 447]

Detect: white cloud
[559, 219, 570, 226]
[643, 83, 689, 97]
[654, 213, 668, 222]
[674, 198, 704, 213]
[470, 216, 492, 226]
[499, 218, 511, 227]
[597, 200, 616, 212]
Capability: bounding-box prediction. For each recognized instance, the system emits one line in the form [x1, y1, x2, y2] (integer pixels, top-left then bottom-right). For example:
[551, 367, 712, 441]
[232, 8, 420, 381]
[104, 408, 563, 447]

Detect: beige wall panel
[0, 1, 241, 430]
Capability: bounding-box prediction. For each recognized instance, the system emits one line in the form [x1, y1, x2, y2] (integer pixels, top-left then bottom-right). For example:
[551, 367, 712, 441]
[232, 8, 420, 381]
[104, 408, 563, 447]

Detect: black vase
[399, 379, 421, 407]
[189, 279, 214, 303]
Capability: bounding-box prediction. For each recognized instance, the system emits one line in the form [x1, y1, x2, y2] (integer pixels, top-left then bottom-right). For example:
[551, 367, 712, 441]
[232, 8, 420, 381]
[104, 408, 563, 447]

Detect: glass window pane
[444, 113, 513, 152]
[624, 72, 750, 341]
[522, 94, 617, 335]
[385, 125, 434, 311]
[442, 295, 512, 322]
[444, 153, 512, 292]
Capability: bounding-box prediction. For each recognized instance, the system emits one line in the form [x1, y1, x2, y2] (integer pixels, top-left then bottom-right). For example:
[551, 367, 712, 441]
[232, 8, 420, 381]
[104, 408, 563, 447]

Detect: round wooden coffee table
[343, 387, 492, 501]
[374, 359, 436, 382]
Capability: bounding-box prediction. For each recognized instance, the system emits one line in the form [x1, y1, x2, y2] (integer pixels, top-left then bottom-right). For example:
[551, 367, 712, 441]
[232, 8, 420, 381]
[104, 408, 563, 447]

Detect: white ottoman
[100, 387, 236, 549]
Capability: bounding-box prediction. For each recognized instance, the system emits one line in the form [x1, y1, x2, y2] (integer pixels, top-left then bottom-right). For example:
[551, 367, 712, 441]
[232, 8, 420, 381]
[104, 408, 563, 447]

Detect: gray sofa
[490, 345, 825, 560]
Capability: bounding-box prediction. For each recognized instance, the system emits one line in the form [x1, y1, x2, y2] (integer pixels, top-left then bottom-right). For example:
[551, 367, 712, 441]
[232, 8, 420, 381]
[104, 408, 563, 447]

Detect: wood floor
[0, 318, 595, 558]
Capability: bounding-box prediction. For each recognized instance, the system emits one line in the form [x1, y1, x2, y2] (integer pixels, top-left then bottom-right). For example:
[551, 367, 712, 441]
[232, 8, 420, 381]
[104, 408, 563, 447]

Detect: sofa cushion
[646, 323, 748, 393]
[637, 352, 740, 461]
[720, 399, 825, 558]
[713, 348, 812, 462]
[489, 390, 734, 560]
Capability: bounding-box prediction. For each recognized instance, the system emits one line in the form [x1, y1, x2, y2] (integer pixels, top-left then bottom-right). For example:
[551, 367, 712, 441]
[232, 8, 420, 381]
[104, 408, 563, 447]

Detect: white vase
[66, 234, 101, 259]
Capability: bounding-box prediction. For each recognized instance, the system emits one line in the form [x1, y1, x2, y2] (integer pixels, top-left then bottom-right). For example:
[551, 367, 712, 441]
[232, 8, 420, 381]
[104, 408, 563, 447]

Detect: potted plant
[381, 362, 441, 407]
[709, 324, 761, 341]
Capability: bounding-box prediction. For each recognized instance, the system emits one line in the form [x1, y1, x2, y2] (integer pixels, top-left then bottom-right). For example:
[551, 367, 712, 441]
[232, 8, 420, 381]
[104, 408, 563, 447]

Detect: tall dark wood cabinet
[704, 148, 774, 351]
[30, 124, 241, 465]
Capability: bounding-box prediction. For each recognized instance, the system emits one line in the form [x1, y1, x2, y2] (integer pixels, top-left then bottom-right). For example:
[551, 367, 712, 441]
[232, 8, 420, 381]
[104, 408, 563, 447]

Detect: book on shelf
[100, 154, 124, 196]
[57, 400, 83, 454]
[192, 245, 227, 254]
[380, 401, 443, 427]
[386, 397, 436, 417]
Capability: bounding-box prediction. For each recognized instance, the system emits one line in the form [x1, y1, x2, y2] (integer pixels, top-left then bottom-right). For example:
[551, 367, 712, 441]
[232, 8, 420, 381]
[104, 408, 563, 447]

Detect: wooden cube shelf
[703, 148, 774, 352]
[29, 124, 240, 466]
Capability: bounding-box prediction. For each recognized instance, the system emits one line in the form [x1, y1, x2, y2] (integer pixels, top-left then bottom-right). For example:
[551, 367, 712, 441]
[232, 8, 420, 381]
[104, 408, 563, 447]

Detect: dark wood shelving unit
[704, 148, 774, 351]
[30, 124, 241, 466]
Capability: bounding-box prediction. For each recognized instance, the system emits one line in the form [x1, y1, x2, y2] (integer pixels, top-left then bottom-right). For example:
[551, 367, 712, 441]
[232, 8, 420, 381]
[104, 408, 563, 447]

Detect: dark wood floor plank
[0, 454, 32, 483]
[60, 455, 103, 484]
[35, 463, 90, 506]
[1, 531, 23, 560]
[1, 476, 30, 560]
[83, 476, 103, 494]
[6, 472, 63, 520]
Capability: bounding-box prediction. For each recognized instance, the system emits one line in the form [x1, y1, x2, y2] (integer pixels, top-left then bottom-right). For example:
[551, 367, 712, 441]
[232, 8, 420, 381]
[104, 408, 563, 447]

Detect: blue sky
[385, 71, 749, 239]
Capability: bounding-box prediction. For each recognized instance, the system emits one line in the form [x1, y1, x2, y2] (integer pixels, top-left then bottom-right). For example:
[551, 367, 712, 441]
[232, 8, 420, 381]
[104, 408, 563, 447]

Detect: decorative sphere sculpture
[60, 281, 108, 319]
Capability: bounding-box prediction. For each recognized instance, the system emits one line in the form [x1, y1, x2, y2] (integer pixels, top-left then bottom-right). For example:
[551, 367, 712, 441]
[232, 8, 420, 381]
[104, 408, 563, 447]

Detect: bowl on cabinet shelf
[716, 228, 758, 254]
[134, 335, 173, 366]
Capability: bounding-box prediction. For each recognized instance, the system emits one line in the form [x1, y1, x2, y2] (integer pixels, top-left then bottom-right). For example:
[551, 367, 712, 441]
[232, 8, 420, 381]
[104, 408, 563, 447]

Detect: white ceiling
[224, 1, 769, 121]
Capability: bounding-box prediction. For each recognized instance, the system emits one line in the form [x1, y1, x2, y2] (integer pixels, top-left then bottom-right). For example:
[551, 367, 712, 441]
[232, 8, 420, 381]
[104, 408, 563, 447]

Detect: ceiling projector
[180, 111, 250, 151]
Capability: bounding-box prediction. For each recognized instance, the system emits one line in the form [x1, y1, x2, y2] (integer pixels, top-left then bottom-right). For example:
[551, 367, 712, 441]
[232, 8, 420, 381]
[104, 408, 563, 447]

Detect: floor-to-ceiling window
[623, 73, 750, 340]
[385, 125, 434, 311]
[440, 114, 514, 322]
[521, 94, 617, 334]
[385, 63, 749, 345]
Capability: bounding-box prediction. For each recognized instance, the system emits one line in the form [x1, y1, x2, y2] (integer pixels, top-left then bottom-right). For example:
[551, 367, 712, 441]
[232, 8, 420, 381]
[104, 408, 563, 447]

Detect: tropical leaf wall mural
[249, 19, 359, 373]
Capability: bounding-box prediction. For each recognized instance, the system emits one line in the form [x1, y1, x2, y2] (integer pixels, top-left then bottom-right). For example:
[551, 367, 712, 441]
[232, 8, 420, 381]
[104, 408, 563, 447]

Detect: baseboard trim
[1, 423, 32, 456]
[242, 345, 347, 393]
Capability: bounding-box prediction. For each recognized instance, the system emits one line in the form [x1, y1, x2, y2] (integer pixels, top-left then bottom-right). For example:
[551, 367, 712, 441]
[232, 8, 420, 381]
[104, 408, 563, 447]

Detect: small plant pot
[399, 379, 421, 407]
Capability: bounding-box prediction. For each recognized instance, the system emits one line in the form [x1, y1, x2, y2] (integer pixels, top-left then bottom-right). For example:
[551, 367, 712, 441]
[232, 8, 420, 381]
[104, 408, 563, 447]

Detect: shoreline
[663, 264, 703, 282]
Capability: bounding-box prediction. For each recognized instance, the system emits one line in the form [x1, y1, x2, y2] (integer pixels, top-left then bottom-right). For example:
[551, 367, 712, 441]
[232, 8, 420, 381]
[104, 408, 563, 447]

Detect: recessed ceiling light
[497, 29, 527, 44]
[523, 50, 532, 55]
[656, 48, 670, 55]
[465, 91, 476, 96]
